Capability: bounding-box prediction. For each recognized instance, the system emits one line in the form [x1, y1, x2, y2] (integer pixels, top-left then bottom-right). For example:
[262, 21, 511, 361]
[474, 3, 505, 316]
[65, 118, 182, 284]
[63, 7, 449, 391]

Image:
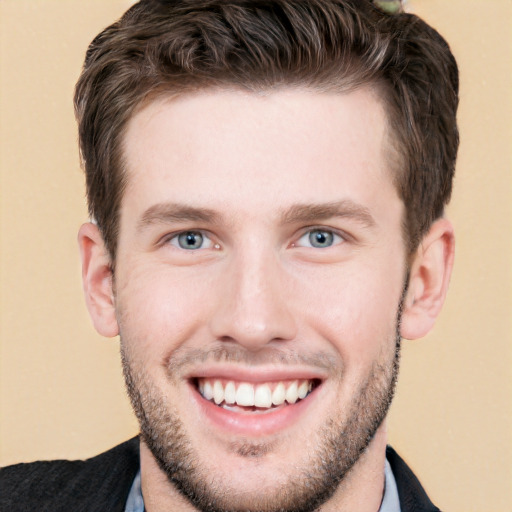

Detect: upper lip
[183, 364, 328, 383]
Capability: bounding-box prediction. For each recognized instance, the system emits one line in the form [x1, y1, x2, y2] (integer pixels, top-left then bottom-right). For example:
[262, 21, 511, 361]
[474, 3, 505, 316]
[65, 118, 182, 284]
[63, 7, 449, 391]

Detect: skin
[79, 87, 454, 511]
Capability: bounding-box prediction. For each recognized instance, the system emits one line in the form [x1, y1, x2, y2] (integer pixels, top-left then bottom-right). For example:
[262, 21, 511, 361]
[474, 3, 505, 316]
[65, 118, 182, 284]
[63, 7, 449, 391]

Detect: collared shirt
[125, 459, 401, 512]
[125, 470, 144, 512]
[381, 459, 401, 512]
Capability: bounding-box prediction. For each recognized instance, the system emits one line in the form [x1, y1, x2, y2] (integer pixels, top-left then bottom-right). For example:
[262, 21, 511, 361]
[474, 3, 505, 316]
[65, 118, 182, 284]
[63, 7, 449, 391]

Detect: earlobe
[77, 222, 119, 338]
[400, 218, 455, 340]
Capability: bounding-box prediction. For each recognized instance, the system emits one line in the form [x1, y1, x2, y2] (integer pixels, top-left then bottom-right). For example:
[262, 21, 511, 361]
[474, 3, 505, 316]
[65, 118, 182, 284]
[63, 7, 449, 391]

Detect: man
[0, 0, 458, 510]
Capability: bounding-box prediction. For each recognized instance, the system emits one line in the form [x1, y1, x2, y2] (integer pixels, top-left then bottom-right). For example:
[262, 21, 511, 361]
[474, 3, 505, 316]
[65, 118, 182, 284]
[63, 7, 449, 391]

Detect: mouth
[194, 377, 321, 413]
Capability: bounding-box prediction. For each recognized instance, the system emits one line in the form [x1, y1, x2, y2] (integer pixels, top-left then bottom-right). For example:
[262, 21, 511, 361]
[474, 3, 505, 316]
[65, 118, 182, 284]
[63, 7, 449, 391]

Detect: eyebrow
[279, 200, 376, 228]
[137, 202, 220, 232]
[136, 199, 376, 233]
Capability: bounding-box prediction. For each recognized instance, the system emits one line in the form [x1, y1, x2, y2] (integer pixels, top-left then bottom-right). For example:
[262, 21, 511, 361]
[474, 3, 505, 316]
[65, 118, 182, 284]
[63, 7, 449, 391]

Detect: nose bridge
[210, 242, 297, 349]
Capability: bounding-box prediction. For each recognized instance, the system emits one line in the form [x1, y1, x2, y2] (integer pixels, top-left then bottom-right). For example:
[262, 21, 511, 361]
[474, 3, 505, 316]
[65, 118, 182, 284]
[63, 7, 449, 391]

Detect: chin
[121, 335, 400, 512]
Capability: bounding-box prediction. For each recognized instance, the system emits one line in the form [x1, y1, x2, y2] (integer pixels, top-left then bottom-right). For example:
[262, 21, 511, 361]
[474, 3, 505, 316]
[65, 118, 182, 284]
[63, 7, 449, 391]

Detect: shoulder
[0, 437, 140, 512]
[386, 446, 441, 512]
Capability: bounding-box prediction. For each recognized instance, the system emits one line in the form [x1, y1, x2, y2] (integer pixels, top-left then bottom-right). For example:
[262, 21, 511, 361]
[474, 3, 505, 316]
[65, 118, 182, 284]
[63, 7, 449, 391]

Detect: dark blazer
[0, 438, 440, 512]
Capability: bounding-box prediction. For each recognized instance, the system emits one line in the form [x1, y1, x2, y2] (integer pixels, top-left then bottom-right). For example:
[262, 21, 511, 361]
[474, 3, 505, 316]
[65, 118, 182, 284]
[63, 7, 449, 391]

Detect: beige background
[1, 1, 511, 510]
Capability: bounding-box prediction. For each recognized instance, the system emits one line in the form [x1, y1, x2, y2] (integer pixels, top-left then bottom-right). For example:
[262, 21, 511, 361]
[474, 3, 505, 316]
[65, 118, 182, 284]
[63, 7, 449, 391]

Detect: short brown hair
[75, 0, 459, 260]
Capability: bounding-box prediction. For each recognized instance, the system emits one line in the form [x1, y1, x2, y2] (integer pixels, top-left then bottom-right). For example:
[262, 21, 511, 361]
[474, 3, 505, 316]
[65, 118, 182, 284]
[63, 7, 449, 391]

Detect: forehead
[121, 87, 399, 219]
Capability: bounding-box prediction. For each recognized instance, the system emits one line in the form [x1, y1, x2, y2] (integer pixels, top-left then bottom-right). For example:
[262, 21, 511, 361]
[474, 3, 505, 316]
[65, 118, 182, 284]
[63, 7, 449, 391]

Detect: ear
[77, 222, 119, 337]
[400, 218, 455, 340]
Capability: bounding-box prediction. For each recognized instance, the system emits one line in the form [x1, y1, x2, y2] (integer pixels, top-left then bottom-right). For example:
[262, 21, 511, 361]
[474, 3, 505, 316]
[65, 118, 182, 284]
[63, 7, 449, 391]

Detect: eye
[296, 229, 343, 249]
[169, 231, 213, 250]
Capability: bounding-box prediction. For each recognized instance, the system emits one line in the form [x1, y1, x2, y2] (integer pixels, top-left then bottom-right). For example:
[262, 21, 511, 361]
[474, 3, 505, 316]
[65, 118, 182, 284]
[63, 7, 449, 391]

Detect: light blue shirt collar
[381, 458, 401, 512]
[125, 469, 144, 512]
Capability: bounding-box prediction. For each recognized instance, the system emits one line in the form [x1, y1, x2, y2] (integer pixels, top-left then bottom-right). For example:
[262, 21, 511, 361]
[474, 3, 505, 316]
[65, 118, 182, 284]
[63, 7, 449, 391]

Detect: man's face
[115, 88, 407, 511]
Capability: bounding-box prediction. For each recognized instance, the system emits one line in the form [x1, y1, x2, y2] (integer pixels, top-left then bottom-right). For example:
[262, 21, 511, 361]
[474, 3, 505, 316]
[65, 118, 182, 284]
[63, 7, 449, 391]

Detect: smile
[196, 378, 318, 411]
[188, 372, 324, 436]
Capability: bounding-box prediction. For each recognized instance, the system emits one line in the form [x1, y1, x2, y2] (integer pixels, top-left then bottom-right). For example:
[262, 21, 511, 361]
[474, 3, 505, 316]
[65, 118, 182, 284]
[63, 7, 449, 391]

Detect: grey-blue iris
[309, 230, 333, 248]
[178, 231, 203, 249]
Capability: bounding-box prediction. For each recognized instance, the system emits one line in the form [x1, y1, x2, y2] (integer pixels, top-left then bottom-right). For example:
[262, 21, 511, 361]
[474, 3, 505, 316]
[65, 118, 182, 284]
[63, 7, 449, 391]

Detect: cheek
[296, 263, 404, 364]
[115, 265, 216, 359]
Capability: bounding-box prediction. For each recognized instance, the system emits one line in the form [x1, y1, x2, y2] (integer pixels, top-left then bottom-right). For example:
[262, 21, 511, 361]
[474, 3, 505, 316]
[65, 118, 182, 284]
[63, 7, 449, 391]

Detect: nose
[209, 247, 297, 351]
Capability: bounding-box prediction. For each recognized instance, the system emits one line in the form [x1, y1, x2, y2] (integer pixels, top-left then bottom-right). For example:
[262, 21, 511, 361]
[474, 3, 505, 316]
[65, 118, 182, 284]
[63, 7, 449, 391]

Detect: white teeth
[203, 380, 214, 401]
[236, 383, 255, 406]
[285, 381, 299, 404]
[298, 380, 309, 399]
[198, 379, 314, 408]
[272, 383, 286, 405]
[213, 380, 224, 405]
[224, 381, 236, 404]
[254, 384, 272, 408]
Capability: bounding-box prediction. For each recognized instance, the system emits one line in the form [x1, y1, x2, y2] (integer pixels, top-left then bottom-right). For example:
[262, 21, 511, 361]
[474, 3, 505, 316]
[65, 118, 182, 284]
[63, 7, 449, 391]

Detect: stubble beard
[120, 302, 403, 512]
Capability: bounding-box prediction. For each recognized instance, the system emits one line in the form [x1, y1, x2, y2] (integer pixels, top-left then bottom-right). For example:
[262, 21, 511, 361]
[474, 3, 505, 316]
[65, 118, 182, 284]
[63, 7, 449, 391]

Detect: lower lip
[189, 382, 320, 437]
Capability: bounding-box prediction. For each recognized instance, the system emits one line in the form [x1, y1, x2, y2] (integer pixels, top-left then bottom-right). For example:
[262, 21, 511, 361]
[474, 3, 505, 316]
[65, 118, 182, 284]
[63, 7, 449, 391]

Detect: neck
[140, 422, 388, 512]
[320, 422, 389, 512]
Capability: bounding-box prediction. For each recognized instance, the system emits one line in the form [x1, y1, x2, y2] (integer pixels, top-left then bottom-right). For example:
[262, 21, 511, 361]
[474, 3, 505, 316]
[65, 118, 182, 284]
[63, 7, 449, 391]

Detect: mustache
[164, 345, 342, 376]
